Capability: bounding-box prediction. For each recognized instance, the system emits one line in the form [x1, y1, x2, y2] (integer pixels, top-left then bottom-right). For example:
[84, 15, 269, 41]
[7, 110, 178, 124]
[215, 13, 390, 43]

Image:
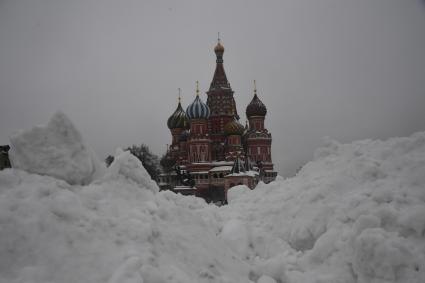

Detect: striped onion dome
[186, 82, 210, 120]
[167, 101, 189, 129]
[224, 117, 245, 136]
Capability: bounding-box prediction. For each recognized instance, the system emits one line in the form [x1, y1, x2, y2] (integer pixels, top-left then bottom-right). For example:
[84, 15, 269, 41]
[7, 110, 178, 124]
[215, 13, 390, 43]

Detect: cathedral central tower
[206, 38, 239, 160]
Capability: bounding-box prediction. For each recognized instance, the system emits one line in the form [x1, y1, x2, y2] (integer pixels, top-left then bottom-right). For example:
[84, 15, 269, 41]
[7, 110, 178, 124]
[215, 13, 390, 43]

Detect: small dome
[167, 102, 189, 129]
[246, 93, 267, 118]
[186, 95, 210, 120]
[178, 130, 190, 142]
[214, 41, 224, 53]
[224, 118, 245, 136]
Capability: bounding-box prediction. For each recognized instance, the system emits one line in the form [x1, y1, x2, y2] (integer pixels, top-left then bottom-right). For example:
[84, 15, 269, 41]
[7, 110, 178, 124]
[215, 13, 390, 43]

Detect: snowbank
[221, 132, 425, 283]
[103, 148, 158, 194]
[0, 155, 251, 283]
[9, 111, 104, 185]
[2, 111, 424, 283]
[0, 112, 252, 283]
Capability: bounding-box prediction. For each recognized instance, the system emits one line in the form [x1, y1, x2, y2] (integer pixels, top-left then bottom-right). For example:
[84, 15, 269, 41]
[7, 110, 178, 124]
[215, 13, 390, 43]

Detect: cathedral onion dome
[246, 80, 267, 118]
[178, 130, 190, 142]
[214, 41, 224, 54]
[167, 100, 189, 130]
[214, 34, 225, 64]
[224, 117, 245, 136]
[186, 81, 210, 120]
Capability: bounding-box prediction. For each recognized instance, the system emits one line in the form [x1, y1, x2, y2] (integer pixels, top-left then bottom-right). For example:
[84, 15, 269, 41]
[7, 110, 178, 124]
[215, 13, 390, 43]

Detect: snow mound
[227, 184, 251, 204]
[103, 148, 158, 193]
[9, 111, 104, 185]
[221, 132, 425, 283]
[0, 169, 253, 283]
[3, 111, 425, 283]
[0, 113, 254, 283]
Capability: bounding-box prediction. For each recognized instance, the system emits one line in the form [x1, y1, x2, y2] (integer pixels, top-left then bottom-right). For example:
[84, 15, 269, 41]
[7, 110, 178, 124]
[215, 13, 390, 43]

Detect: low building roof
[174, 186, 195, 190]
[209, 166, 232, 172]
[211, 161, 233, 166]
[225, 170, 259, 178]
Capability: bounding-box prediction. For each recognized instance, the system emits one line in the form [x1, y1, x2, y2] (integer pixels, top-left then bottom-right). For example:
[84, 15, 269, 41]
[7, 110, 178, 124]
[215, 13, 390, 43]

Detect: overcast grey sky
[1, 0, 425, 177]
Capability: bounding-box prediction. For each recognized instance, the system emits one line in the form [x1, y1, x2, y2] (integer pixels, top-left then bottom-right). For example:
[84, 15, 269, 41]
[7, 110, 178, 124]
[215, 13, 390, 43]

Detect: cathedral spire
[210, 34, 230, 90]
[196, 81, 199, 96]
[214, 33, 225, 61]
[178, 88, 181, 103]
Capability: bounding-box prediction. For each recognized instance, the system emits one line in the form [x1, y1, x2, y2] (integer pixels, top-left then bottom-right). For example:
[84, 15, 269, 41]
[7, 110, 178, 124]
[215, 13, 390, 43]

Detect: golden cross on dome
[218, 32, 221, 43]
[254, 80, 257, 95]
[178, 88, 181, 103]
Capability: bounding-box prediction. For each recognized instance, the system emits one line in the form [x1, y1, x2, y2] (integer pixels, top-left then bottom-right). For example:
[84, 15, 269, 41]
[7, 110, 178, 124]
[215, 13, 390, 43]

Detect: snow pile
[0, 113, 252, 283]
[103, 148, 158, 194]
[9, 111, 104, 185]
[0, 168, 252, 283]
[220, 132, 425, 283]
[2, 111, 424, 283]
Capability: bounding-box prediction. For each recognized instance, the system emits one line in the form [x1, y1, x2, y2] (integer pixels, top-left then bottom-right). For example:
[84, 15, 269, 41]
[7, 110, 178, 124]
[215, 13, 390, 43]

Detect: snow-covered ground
[220, 134, 425, 283]
[0, 112, 424, 283]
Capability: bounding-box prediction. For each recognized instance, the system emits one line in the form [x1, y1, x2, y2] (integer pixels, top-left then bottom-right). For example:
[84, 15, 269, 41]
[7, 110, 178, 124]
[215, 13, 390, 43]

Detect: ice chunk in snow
[9, 111, 104, 185]
[103, 148, 158, 193]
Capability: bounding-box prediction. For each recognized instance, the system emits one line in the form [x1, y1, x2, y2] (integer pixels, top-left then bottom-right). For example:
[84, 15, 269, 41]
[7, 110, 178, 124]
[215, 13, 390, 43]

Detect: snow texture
[221, 132, 425, 283]
[1, 112, 424, 283]
[103, 148, 158, 194]
[9, 111, 104, 185]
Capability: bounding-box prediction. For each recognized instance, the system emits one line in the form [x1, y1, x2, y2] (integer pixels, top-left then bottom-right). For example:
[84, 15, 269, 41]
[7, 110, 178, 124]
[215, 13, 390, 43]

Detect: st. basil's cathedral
[158, 39, 277, 203]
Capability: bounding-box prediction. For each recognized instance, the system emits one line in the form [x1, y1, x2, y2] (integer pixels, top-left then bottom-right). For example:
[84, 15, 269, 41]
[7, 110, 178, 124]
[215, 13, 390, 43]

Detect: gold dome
[214, 41, 224, 53]
[224, 118, 244, 136]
